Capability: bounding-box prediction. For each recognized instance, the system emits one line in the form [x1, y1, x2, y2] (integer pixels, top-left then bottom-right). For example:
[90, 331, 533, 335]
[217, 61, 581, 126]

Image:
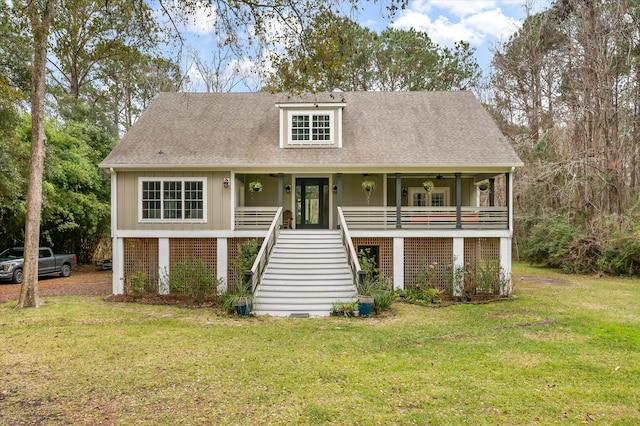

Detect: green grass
[2, 263, 640, 425]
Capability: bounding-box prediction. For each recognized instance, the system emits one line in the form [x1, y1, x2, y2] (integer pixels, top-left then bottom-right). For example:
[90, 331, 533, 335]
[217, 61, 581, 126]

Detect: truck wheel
[12, 269, 23, 284]
[60, 264, 72, 278]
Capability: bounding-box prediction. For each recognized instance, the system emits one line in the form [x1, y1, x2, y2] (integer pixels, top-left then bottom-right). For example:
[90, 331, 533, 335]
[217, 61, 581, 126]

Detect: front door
[296, 178, 329, 229]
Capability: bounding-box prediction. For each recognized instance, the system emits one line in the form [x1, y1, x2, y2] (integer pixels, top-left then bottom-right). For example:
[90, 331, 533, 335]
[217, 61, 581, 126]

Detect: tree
[266, 13, 480, 92]
[17, 0, 54, 309]
[491, 0, 640, 271]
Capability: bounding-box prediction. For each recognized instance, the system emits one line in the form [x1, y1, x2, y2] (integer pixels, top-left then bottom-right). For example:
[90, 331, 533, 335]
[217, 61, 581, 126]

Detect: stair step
[253, 230, 356, 317]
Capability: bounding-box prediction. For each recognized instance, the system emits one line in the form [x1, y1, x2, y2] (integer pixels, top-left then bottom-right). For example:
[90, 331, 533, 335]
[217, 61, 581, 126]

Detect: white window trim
[408, 187, 451, 207]
[287, 110, 335, 145]
[138, 177, 207, 223]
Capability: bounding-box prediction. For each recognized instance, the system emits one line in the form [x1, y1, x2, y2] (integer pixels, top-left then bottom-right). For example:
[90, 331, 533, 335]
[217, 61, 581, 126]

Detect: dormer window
[290, 112, 333, 144]
[277, 102, 345, 148]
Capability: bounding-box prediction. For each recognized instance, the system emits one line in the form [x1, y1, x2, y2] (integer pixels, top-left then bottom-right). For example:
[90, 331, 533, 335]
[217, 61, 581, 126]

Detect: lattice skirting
[168, 238, 218, 294]
[464, 237, 501, 295]
[352, 237, 393, 286]
[403, 237, 502, 294]
[123, 238, 159, 294]
[404, 238, 453, 291]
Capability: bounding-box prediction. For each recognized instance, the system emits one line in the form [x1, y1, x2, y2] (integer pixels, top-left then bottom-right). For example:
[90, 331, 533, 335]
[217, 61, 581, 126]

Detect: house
[100, 91, 523, 316]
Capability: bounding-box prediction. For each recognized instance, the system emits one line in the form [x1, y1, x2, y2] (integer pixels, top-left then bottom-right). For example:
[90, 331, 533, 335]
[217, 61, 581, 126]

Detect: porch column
[395, 173, 402, 229]
[113, 237, 124, 295]
[337, 173, 343, 207]
[500, 237, 512, 296]
[278, 173, 284, 207]
[452, 237, 464, 297]
[393, 237, 404, 290]
[217, 238, 228, 294]
[506, 172, 511, 231]
[455, 173, 462, 229]
[110, 169, 123, 294]
[489, 178, 495, 206]
[158, 238, 170, 295]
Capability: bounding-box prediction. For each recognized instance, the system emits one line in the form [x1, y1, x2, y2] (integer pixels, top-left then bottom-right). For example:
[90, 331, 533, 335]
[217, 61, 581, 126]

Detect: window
[409, 187, 450, 207]
[139, 178, 206, 222]
[289, 111, 333, 144]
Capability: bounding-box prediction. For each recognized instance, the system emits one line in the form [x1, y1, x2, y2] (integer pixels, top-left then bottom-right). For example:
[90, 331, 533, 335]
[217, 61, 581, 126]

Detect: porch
[233, 172, 513, 232]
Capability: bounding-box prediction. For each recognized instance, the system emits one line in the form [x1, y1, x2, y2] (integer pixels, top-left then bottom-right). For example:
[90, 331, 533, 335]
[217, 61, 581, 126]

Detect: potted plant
[248, 181, 263, 192]
[422, 180, 434, 192]
[356, 275, 379, 316]
[233, 293, 253, 316]
[361, 178, 376, 204]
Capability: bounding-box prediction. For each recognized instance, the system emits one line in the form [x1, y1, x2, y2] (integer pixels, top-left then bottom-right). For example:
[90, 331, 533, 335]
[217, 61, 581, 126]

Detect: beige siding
[117, 171, 232, 231]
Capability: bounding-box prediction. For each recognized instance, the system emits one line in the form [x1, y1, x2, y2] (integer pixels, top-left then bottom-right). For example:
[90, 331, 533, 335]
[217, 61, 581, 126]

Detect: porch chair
[283, 209, 293, 229]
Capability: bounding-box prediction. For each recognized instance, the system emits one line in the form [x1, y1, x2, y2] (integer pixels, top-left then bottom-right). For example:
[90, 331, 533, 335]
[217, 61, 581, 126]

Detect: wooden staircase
[252, 230, 357, 317]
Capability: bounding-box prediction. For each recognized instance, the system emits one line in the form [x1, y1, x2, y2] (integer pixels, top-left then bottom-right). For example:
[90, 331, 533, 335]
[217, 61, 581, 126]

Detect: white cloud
[185, 7, 217, 35]
[429, 0, 498, 16]
[154, 1, 218, 36]
[393, 1, 522, 47]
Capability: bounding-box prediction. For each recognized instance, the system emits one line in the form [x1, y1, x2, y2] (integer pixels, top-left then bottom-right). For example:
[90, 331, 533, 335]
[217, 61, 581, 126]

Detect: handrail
[337, 207, 366, 288]
[244, 206, 283, 294]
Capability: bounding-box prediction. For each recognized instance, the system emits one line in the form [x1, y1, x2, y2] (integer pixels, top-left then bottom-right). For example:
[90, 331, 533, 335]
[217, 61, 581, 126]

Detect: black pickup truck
[0, 247, 77, 284]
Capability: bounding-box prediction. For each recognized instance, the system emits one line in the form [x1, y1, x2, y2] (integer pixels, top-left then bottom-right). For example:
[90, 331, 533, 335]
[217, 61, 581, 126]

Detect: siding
[117, 171, 232, 231]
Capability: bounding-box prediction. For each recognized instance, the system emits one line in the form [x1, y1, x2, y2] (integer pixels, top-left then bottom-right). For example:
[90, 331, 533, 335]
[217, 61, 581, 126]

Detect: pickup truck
[0, 247, 77, 284]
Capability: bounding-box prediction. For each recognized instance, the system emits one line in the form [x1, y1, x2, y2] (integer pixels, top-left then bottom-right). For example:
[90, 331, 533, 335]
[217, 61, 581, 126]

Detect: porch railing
[341, 206, 508, 230]
[234, 206, 508, 230]
[235, 207, 280, 229]
[245, 207, 282, 294]
[337, 207, 366, 288]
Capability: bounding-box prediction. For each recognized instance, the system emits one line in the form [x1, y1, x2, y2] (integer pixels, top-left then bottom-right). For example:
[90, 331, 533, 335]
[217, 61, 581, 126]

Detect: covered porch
[232, 172, 513, 232]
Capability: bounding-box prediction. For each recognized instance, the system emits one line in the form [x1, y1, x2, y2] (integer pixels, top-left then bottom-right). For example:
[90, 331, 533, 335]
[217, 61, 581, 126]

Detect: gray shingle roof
[100, 91, 522, 171]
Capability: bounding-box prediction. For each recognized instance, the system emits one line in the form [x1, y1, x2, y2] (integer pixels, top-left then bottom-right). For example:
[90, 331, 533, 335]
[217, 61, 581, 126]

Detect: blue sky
[172, 0, 553, 91]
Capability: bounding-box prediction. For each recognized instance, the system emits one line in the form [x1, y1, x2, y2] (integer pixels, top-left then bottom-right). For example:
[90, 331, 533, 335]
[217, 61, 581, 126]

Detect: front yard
[1, 263, 639, 424]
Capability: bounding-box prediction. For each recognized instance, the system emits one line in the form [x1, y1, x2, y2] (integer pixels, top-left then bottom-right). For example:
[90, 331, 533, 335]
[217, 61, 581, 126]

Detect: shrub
[600, 237, 640, 276]
[522, 214, 580, 271]
[231, 239, 259, 293]
[167, 259, 218, 304]
[125, 271, 149, 296]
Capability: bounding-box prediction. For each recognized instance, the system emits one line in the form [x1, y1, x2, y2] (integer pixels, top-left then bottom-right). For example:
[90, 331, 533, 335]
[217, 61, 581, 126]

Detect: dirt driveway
[0, 265, 111, 303]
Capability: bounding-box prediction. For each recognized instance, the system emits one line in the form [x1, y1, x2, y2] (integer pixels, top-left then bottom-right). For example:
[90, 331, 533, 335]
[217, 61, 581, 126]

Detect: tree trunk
[16, 0, 54, 309]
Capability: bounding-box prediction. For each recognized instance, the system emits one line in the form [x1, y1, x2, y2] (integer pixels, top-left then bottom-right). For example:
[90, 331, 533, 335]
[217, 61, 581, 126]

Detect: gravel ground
[0, 265, 111, 303]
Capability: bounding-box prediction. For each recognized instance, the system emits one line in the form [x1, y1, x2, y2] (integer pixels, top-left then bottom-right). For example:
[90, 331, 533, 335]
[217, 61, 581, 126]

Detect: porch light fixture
[333, 185, 338, 193]
[223, 178, 230, 188]
[402, 187, 408, 197]
[285, 184, 291, 193]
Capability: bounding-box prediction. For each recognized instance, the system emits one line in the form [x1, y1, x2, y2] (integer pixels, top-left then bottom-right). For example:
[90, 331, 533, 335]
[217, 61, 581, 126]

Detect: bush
[600, 237, 640, 276]
[522, 214, 580, 271]
[231, 239, 259, 293]
[125, 271, 149, 296]
[167, 259, 219, 304]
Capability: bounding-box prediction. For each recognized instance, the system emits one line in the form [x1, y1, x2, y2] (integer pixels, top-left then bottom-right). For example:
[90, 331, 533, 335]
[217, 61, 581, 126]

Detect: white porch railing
[337, 207, 365, 287]
[234, 206, 508, 230]
[245, 207, 282, 293]
[341, 206, 508, 230]
[235, 207, 280, 229]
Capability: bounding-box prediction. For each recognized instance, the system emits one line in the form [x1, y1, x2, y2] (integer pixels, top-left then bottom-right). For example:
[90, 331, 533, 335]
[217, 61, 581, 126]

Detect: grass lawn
[2, 263, 640, 425]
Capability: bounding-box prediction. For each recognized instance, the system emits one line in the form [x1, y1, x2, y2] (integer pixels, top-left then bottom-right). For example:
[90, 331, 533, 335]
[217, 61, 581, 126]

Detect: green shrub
[600, 237, 640, 276]
[522, 214, 580, 271]
[167, 259, 218, 304]
[125, 271, 149, 296]
[231, 239, 259, 293]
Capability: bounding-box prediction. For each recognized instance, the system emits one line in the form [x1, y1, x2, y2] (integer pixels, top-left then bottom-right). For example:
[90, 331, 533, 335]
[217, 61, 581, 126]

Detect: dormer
[276, 101, 346, 148]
